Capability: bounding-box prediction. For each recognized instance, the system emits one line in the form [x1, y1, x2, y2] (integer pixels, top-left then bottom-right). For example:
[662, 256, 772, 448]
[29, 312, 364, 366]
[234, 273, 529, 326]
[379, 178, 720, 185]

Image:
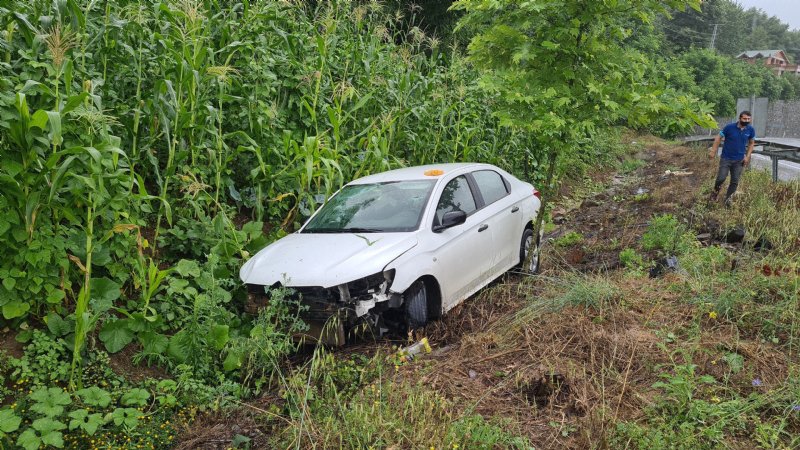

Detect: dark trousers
[712, 157, 745, 201]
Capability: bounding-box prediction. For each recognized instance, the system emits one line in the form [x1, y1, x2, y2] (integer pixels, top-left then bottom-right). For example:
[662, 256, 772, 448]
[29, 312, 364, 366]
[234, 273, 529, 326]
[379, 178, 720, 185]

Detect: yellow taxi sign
[424, 169, 444, 176]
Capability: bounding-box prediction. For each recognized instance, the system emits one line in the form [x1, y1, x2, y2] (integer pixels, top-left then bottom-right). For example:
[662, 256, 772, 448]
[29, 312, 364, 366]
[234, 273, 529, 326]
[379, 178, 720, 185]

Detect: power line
[660, 23, 713, 37]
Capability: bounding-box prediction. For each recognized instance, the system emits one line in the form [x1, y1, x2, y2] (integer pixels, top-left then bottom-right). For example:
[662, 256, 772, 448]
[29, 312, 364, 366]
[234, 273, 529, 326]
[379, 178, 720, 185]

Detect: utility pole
[709, 23, 720, 50]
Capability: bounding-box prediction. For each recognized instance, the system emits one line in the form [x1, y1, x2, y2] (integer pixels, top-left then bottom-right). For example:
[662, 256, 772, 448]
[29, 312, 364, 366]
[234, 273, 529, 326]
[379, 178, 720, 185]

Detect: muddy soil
[544, 137, 714, 272]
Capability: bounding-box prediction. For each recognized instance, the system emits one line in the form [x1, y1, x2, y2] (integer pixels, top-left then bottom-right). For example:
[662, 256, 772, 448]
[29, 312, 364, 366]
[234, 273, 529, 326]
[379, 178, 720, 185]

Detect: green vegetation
[554, 231, 584, 248]
[641, 214, 696, 254]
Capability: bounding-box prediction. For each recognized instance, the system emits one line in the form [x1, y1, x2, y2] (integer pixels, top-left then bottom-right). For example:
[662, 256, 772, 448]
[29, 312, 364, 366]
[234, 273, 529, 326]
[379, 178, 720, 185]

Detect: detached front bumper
[244, 270, 399, 344]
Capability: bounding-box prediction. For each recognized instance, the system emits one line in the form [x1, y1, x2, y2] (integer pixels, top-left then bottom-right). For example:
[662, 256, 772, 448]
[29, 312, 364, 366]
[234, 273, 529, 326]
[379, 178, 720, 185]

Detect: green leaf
[90, 277, 121, 312]
[76, 386, 112, 408]
[2, 301, 29, 319]
[99, 319, 134, 353]
[20, 80, 54, 97]
[68, 409, 104, 435]
[45, 111, 62, 146]
[0, 408, 22, 434]
[45, 312, 72, 337]
[139, 331, 168, 355]
[46, 289, 66, 304]
[723, 352, 744, 374]
[111, 408, 140, 429]
[61, 92, 88, 115]
[2, 277, 16, 291]
[17, 428, 41, 450]
[223, 351, 243, 372]
[30, 387, 71, 417]
[33, 417, 66, 448]
[121, 388, 150, 407]
[209, 323, 230, 350]
[30, 109, 49, 130]
[167, 330, 189, 363]
[174, 259, 200, 277]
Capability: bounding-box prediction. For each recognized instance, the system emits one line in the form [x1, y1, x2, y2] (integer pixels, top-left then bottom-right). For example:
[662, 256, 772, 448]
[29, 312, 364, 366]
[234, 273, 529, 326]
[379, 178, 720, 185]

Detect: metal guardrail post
[771, 155, 779, 182]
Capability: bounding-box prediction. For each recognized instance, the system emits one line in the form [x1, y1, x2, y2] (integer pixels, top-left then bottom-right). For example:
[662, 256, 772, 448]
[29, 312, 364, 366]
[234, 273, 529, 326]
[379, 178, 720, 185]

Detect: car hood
[239, 232, 418, 288]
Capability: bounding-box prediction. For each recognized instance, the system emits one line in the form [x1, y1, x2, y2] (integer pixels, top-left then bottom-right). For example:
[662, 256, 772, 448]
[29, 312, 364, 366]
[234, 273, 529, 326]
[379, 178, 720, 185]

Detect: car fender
[384, 248, 445, 301]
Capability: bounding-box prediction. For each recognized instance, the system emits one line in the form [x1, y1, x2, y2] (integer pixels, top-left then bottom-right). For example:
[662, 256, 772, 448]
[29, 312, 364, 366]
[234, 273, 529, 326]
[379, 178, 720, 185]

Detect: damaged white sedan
[239, 163, 542, 341]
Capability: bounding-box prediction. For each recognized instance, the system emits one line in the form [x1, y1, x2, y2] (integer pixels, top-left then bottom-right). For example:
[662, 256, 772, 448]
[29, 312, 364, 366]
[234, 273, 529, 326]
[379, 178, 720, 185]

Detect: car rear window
[472, 170, 509, 205]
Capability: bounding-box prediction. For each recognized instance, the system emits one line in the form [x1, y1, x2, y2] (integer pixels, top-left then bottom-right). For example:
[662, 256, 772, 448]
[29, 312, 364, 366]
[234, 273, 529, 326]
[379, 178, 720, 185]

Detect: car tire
[404, 279, 428, 329]
[518, 228, 541, 274]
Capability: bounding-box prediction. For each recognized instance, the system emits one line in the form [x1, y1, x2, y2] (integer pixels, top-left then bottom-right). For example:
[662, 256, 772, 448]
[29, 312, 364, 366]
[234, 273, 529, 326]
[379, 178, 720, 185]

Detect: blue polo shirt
[719, 122, 756, 160]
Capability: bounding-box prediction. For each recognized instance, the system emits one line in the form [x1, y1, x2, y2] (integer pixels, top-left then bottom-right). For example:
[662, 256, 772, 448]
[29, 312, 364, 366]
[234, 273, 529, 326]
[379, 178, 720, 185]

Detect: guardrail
[684, 136, 800, 182]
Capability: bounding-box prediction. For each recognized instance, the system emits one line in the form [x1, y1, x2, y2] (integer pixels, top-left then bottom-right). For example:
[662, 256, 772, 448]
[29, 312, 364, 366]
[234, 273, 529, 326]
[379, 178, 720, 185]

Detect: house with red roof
[736, 50, 800, 76]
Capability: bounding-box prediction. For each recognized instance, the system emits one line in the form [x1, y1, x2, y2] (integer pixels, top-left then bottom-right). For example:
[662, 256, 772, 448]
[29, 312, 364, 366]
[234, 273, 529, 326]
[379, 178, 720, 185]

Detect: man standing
[708, 111, 756, 206]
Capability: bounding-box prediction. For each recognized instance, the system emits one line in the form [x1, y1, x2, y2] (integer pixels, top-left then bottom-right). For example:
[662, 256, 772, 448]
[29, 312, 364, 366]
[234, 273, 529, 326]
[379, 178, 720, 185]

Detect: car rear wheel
[404, 279, 428, 329]
[518, 228, 541, 274]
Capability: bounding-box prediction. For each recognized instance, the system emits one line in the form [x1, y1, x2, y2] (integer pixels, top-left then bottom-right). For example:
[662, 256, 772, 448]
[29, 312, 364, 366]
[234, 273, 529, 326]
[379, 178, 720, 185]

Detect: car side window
[434, 175, 476, 226]
[472, 170, 509, 205]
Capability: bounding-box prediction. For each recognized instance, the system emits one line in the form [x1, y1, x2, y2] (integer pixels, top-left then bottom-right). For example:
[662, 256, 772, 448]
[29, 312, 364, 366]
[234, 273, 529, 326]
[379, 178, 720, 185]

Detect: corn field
[0, 0, 549, 326]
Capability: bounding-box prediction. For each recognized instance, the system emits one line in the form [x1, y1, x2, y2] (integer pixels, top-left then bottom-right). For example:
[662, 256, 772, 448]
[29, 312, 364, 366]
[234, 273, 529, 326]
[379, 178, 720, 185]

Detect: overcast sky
[734, 0, 800, 31]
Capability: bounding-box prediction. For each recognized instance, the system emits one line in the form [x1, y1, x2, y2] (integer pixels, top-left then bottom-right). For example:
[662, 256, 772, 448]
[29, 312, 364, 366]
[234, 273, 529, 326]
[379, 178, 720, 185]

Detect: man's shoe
[724, 196, 733, 208]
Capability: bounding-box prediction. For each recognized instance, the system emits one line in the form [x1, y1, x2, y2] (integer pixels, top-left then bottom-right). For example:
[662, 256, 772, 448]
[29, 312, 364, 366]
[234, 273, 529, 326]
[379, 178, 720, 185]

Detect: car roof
[349, 163, 492, 184]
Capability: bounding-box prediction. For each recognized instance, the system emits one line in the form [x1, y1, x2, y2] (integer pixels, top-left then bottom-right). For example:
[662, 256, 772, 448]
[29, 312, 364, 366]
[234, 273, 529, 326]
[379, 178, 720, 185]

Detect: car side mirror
[434, 210, 467, 232]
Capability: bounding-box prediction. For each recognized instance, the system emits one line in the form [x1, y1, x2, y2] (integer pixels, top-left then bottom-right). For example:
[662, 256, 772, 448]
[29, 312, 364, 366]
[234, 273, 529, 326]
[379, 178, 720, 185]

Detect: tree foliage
[455, 0, 713, 136]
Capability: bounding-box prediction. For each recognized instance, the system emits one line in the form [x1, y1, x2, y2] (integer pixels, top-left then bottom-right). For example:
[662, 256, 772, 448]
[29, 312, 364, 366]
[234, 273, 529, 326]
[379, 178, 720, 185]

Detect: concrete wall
[694, 99, 800, 138]
[764, 100, 800, 138]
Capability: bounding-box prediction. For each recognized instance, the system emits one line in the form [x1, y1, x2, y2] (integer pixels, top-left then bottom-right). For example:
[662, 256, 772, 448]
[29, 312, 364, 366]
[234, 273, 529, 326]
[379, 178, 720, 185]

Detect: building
[736, 50, 800, 76]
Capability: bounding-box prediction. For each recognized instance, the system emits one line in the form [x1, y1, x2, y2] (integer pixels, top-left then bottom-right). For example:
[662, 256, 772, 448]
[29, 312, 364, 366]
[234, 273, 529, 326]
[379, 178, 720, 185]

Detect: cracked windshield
[302, 180, 436, 233]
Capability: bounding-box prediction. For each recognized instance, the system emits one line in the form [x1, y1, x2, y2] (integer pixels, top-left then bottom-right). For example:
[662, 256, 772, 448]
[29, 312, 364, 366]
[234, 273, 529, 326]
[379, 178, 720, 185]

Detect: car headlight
[348, 270, 395, 300]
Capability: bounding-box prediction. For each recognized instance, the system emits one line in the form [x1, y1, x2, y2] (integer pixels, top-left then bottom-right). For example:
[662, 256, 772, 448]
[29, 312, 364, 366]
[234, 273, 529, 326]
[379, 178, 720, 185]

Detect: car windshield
[302, 180, 436, 233]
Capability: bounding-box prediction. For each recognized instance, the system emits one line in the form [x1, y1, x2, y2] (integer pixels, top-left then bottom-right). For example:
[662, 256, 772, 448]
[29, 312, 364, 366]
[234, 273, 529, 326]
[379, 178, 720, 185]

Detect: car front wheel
[404, 279, 428, 329]
[518, 228, 541, 274]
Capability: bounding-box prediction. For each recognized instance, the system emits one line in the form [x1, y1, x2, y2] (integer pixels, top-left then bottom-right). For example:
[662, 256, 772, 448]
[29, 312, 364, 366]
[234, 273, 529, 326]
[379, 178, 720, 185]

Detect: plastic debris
[649, 255, 680, 278]
[664, 169, 693, 176]
[399, 337, 432, 361]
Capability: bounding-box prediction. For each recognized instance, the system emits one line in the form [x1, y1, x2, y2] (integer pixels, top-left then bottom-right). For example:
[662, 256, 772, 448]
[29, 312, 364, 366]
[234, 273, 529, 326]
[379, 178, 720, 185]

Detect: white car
[240, 163, 542, 339]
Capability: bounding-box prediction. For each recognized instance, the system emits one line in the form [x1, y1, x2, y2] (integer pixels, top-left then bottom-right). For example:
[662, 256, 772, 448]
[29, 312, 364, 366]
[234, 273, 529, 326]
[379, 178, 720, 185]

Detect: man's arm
[744, 139, 755, 166]
[709, 134, 722, 160]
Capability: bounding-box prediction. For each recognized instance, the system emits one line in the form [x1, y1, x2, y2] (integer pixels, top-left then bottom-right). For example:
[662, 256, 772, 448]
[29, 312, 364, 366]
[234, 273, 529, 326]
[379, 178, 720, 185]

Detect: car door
[428, 174, 494, 309]
[470, 169, 523, 277]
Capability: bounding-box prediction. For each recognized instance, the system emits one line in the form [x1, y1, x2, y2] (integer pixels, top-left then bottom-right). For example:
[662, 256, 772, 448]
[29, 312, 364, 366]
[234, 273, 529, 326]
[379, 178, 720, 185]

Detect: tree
[452, 0, 715, 237]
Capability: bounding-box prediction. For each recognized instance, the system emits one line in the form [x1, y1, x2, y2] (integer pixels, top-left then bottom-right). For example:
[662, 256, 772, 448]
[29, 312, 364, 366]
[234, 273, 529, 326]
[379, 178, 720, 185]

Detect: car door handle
[511, 206, 519, 213]
[478, 224, 489, 232]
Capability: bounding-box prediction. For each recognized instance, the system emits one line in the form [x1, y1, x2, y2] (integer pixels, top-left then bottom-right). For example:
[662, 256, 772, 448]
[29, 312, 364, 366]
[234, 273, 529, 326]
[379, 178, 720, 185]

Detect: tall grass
[720, 171, 800, 257]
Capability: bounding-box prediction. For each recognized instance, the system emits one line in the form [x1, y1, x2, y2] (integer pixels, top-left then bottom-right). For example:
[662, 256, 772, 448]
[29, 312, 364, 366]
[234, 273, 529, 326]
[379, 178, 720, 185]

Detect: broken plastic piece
[664, 169, 693, 176]
[399, 337, 432, 360]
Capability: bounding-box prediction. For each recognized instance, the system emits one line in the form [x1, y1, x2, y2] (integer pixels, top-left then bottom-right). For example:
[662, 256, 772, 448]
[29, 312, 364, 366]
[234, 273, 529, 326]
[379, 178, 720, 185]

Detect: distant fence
[695, 98, 800, 138]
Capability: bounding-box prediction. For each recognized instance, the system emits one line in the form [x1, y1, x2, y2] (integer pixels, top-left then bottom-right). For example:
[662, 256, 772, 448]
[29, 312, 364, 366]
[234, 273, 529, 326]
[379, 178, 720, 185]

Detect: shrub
[554, 231, 584, 248]
[619, 247, 645, 270]
[642, 214, 695, 254]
